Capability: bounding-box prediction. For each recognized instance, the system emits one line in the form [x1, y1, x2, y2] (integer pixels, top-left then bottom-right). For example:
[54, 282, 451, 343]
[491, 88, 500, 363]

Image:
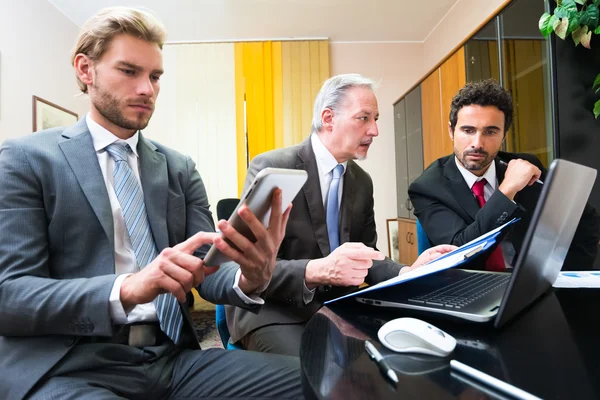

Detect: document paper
[325, 218, 518, 304]
[553, 271, 600, 288]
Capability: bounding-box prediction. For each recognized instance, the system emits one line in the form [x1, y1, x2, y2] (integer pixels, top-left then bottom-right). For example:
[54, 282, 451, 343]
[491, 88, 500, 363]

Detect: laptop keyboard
[408, 273, 510, 309]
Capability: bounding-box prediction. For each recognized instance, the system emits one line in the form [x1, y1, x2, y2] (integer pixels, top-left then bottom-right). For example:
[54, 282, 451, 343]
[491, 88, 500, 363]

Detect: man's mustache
[464, 149, 488, 156]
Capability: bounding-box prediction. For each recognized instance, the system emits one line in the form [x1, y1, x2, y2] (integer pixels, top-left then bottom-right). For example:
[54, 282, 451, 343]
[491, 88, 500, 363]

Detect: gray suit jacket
[226, 137, 401, 343]
[0, 119, 255, 399]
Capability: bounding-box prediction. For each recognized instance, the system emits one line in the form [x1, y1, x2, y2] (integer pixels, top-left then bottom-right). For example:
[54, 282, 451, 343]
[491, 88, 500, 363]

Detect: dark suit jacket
[0, 119, 257, 399]
[226, 137, 401, 343]
[408, 151, 600, 270]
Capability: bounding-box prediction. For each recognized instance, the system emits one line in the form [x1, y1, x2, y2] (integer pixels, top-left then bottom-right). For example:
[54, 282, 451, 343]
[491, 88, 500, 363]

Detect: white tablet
[203, 167, 308, 266]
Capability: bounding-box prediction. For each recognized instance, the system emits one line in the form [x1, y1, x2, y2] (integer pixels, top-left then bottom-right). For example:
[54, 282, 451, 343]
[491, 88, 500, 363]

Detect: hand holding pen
[365, 340, 398, 384]
[498, 159, 543, 185]
[497, 159, 543, 200]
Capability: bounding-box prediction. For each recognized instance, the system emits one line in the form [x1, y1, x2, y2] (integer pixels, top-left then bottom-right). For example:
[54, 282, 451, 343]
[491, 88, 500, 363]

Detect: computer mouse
[377, 317, 456, 357]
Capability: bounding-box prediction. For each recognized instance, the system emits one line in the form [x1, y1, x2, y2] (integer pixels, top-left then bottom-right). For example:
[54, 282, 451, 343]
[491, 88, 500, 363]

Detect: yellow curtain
[235, 40, 329, 195]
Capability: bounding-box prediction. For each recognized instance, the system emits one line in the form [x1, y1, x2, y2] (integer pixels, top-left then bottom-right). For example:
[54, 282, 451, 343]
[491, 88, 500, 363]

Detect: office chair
[214, 198, 243, 349]
[416, 219, 432, 255]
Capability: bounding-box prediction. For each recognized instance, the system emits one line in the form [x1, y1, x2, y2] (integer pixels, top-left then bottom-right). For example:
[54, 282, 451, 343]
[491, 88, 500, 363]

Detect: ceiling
[48, 0, 458, 43]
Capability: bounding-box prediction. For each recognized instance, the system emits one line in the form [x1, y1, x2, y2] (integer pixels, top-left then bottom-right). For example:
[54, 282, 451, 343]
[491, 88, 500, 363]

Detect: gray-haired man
[227, 74, 455, 356]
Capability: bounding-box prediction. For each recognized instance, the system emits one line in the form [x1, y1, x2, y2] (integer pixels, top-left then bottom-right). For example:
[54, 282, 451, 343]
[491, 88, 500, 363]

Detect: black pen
[364, 340, 399, 384]
[498, 159, 543, 185]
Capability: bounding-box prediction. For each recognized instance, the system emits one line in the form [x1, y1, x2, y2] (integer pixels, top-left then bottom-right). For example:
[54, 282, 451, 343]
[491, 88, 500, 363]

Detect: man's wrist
[399, 265, 412, 275]
[237, 273, 262, 295]
[498, 182, 517, 200]
[119, 275, 136, 312]
[305, 258, 327, 288]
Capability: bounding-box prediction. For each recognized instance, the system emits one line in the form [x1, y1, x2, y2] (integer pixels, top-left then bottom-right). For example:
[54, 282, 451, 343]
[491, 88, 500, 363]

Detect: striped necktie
[106, 142, 183, 344]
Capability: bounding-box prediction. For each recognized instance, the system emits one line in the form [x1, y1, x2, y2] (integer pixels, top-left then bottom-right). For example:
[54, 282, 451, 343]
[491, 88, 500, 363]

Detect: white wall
[0, 0, 88, 140]
[330, 42, 424, 254]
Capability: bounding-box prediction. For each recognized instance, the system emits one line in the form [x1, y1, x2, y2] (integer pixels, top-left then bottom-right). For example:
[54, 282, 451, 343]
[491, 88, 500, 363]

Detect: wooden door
[421, 69, 443, 170]
[440, 47, 466, 159]
[422, 47, 467, 169]
[397, 219, 417, 266]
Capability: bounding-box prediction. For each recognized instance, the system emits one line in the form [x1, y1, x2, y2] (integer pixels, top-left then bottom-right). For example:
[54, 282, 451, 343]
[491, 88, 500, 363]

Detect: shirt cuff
[109, 273, 133, 324]
[302, 281, 316, 304]
[233, 268, 266, 305]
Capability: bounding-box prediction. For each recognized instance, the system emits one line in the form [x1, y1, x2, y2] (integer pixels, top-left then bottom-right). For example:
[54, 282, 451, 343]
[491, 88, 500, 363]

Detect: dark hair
[449, 79, 513, 134]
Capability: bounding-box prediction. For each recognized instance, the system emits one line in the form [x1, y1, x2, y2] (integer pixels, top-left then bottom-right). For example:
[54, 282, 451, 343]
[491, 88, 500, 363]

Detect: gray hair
[311, 73, 375, 135]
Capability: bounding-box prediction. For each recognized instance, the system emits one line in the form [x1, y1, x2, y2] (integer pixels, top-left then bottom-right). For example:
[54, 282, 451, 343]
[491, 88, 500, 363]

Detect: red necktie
[472, 179, 505, 272]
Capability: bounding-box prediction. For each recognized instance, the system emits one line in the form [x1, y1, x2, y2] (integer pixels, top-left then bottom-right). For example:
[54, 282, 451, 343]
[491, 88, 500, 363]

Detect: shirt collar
[86, 114, 140, 158]
[310, 133, 347, 176]
[454, 156, 497, 190]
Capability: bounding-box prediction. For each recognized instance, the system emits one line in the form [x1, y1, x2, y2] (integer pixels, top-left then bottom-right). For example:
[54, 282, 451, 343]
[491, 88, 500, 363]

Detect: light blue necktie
[326, 164, 344, 252]
[106, 142, 183, 344]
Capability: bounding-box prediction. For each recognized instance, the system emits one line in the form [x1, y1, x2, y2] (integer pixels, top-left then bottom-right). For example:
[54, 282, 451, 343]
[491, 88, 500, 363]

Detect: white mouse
[377, 317, 456, 357]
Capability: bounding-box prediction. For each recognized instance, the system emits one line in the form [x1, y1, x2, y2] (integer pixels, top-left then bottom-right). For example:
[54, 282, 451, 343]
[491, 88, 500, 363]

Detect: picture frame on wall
[386, 218, 400, 263]
[32, 95, 78, 132]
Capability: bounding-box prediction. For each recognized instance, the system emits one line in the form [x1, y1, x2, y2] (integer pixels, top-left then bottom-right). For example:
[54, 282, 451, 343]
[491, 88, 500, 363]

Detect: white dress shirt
[311, 134, 348, 208]
[301, 134, 348, 304]
[86, 115, 261, 325]
[454, 156, 497, 202]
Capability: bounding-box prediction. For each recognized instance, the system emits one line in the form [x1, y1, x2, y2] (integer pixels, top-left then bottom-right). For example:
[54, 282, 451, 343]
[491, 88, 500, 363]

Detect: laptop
[356, 159, 597, 328]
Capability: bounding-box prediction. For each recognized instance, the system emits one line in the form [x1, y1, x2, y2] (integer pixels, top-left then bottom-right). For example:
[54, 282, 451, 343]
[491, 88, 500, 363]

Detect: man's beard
[456, 147, 495, 172]
[91, 82, 154, 131]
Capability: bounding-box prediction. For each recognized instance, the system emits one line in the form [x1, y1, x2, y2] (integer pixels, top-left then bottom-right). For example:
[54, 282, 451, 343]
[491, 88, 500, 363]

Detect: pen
[498, 159, 543, 185]
[450, 360, 542, 400]
[364, 340, 399, 384]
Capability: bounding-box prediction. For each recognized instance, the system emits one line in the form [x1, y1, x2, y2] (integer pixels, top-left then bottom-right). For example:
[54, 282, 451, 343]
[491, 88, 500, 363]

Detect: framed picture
[386, 218, 400, 263]
[32, 95, 78, 132]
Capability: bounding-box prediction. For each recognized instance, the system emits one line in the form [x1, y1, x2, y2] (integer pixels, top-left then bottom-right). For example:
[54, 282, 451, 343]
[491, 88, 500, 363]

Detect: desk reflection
[301, 291, 598, 400]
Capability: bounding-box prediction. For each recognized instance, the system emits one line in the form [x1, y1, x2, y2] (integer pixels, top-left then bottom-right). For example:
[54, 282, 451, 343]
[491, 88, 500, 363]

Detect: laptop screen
[494, 159, 597, 328]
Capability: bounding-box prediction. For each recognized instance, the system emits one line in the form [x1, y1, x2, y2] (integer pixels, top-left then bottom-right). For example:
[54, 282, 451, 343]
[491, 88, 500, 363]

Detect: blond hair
[71, 7, 167, 93]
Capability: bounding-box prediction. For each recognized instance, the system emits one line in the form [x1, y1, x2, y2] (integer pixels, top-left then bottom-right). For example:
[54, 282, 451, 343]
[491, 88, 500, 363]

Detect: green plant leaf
[594, 99, 600, 118]
[581, 29, 593, 47]
[552, 14, 562, 31]
[593, 72, 600, 89]
[539, 13, 554, 37]
[584, 4, 600, 28]
[556, 17, 570, 38]
[596, 25, 600, 33]
[567, 14, 581, 35]
[555, 6, 567, 18]
[573, 25, 585, 45]
[563, 0, 579, 9]
[575, 0, 587, 4]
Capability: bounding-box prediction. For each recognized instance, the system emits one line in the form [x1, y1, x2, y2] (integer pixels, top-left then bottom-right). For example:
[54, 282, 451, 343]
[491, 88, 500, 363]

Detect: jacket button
[323, 285, 331, 292]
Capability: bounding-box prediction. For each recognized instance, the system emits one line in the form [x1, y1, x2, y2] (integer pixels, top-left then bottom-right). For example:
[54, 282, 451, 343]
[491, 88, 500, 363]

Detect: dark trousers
[241, 323, 307, 357]
[27, 340, 303, 399]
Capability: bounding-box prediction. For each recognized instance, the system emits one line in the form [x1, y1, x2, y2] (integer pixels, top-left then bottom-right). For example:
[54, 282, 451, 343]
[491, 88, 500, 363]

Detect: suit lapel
[339, 162, 356, 245]
[59, 120, 114, 249]
[444, 156, 480, 220]
[297, 139, 331, 257]
[137, 134, 170, 251]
